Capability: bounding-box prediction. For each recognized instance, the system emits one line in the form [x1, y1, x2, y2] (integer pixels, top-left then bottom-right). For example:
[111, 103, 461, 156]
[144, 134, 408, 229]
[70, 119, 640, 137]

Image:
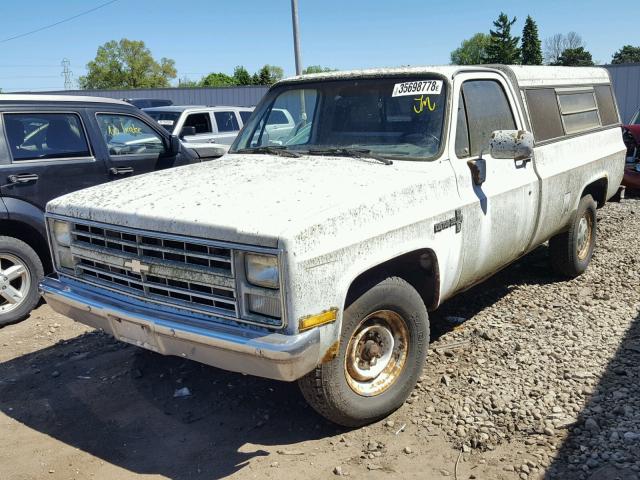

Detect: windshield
[145, 111, 181, 132]
[631, 110, 640, 125]
[231, 77, 447, 160]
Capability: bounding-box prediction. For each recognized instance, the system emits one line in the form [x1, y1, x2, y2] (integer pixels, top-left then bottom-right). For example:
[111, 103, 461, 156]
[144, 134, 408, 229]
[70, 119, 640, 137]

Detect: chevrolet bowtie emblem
[124, 259, 150, 274]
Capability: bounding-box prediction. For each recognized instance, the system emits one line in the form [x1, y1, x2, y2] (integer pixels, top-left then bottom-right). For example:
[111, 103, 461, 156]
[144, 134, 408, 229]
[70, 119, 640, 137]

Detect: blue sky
[0, 0, 634, 91]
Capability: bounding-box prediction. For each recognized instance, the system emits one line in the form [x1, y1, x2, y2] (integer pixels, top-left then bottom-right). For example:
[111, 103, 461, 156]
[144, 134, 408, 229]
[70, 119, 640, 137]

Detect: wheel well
[582, 177, 608, 208]
[0, 220, 52, 273]
[344, 249, 439, 311]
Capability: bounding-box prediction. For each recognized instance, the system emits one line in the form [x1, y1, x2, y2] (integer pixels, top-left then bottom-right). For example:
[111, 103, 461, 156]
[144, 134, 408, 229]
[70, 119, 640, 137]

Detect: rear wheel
[549, 194, 597, 277]
[298, 277, 429, 427]
[0, 236, 43, 326]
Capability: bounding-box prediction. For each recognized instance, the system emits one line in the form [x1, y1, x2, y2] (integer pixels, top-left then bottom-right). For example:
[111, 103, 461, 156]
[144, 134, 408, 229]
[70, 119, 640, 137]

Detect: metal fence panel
[605, 64, 640, 124]
[31, 86, 270, 108]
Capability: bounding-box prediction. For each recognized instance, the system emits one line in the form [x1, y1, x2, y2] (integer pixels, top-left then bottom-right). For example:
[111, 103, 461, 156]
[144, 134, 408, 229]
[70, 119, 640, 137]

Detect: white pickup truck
[41, 65, 625, 426]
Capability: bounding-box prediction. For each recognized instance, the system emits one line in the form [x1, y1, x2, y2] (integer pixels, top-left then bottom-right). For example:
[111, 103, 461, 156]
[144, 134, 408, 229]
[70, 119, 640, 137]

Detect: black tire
[0, 236, 44, 327]
[549, 194, 597, 278]
[298, 277, 429, 427]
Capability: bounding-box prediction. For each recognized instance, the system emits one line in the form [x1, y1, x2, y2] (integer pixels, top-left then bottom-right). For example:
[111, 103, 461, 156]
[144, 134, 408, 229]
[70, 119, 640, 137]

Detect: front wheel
[298, 277, 429, 427]
[0, 236, 44, 327]
[549, 194, 597, 277]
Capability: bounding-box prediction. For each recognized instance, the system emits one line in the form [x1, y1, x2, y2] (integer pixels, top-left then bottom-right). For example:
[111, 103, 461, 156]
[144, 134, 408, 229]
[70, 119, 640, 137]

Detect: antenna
[61, 58, 73, 90]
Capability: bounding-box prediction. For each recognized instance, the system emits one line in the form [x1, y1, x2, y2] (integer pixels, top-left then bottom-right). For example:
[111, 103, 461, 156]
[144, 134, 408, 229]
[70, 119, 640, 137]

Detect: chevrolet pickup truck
[40, 65, 625, 426]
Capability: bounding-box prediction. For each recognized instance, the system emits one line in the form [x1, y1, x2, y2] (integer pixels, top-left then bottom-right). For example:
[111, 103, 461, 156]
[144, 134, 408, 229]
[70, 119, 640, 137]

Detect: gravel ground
[0, 197, 639, 480]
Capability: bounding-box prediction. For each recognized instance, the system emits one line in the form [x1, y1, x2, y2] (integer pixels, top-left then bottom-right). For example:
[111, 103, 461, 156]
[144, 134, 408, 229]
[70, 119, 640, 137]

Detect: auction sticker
[158, 120, 174, 126]
[392, 80, 443, 97]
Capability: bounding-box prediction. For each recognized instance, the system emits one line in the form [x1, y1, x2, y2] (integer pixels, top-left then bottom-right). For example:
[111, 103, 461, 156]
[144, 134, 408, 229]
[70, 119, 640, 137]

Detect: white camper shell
[41, 65, 625, 426]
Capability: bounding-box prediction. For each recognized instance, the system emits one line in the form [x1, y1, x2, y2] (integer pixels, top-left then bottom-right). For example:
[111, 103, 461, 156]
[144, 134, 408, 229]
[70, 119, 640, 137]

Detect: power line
[0, 0, 120, 44]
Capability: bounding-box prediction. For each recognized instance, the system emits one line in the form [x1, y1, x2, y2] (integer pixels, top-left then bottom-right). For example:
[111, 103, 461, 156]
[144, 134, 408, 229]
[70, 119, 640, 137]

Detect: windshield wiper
[235, 146, 302, 158]
[305, 147, 393, 165]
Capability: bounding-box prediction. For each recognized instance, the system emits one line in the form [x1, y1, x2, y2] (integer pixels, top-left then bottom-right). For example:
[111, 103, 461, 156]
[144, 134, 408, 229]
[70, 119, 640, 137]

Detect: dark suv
[0, 94, 199, 325]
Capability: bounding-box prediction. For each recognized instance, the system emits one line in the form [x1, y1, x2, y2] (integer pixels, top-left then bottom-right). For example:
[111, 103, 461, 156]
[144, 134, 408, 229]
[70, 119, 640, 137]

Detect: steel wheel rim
[576, 212, 593, 261]
[0, 253, 31, 314]
[344, 310, 409, 397]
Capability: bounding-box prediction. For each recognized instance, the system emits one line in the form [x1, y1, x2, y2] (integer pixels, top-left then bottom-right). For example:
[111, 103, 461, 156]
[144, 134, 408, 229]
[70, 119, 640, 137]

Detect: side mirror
[490, 130, 534, 161]
[169, 134, 180, 155]
[180, 126, 197, 139]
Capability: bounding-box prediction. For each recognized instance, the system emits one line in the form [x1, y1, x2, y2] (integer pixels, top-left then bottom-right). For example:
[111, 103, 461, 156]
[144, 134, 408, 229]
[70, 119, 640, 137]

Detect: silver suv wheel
[0, 253, 31, 314]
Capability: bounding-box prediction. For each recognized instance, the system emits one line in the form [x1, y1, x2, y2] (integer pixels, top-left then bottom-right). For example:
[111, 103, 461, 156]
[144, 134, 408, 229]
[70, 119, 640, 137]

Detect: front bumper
[40, 277, 321, 381]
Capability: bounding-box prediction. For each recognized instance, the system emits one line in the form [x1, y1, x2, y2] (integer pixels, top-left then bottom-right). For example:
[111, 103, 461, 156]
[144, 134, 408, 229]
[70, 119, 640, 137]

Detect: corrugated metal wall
[35, 86, 270, 108]
[604, 64, 640, 124]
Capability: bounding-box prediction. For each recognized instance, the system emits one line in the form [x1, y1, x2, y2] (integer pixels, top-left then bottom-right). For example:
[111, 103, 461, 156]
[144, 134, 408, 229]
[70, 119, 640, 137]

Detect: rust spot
[321, 340, 340, 363]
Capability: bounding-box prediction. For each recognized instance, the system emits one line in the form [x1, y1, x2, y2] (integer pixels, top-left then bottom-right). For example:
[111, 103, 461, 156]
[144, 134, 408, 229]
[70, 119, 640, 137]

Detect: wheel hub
[576, 213, 593, 260]
[0, 253, 30, 314]
[344, 310, 409, 397]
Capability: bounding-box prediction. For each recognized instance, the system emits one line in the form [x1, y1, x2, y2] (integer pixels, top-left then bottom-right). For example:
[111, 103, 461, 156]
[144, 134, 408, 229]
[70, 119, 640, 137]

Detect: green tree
[233, 66, 253, 85]
[450, 33, 490, 65]
[485, 13, 521, 64]
[302, 65, 337, 74]
[78, 39, 176, 89]
[199, 72, 236, 87]
[552, 47, 594, 66]
[256, 65, 284, 85]
[521, 16, 542, 65]
[611, 45, 640, 64]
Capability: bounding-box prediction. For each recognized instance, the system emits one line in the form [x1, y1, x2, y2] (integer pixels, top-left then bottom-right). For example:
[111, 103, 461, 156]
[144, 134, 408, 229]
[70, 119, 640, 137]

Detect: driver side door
[448, 73, 540, 289]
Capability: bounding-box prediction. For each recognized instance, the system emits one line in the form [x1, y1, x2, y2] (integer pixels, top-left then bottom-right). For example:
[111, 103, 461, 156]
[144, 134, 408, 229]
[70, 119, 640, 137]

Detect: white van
[41, 65, 625, 427]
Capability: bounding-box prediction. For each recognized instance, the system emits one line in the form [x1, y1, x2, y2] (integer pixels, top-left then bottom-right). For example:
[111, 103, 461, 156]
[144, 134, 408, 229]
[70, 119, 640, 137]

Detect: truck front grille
[67, 222, 239, 320]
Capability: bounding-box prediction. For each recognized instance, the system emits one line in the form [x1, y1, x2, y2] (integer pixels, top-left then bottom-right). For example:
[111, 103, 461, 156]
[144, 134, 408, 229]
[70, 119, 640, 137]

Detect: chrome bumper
[40, 277, 321, 381]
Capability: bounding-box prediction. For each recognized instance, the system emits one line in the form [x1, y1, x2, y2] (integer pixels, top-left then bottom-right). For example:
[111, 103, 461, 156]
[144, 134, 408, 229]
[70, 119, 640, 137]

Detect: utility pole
[290, 0, 303, 75]
[61, 58, 73, 90]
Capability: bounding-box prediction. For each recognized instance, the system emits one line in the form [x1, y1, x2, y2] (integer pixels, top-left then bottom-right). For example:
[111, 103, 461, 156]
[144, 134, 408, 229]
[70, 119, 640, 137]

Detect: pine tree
[485, 13, 521, 64]
[521, 16, 543, 65]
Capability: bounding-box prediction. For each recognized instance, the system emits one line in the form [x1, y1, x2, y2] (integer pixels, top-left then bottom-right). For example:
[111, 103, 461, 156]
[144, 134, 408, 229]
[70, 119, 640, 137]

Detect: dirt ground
[0, 303, 529, 480]
[1, 198, 639, 480]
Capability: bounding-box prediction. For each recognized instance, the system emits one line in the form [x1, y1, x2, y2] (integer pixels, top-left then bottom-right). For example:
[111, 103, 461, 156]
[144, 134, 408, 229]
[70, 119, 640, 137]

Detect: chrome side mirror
[490, 130, 534, 161]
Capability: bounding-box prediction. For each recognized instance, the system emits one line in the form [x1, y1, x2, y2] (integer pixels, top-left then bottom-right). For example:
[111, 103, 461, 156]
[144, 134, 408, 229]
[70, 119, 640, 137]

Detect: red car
[622, 109, 640, 190]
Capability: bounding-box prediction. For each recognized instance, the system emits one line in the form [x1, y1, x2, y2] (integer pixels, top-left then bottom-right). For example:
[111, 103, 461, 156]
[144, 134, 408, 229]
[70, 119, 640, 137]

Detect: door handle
[7, 173, 39, 184]
[109, 166, 134, 175]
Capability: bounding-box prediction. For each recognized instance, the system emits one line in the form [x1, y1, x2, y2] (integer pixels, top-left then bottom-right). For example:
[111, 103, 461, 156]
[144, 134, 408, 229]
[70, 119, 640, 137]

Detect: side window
[96, 114, 165, 156]
[594, 85, 619, 126]
[454, 92, 470, 158]
[183, 113, 212, 134]
[462, 80, 516, 156]
[5, 113, 90, 161]
[214, 111, 240, 132]
[239, 111, 253, 125]
[556, 90, 601, 135]
[251, 90, 317, 147]
[525, 88, 564, 141]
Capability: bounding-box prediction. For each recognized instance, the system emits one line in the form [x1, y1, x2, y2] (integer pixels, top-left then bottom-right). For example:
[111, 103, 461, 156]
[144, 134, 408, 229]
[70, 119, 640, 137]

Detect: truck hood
[47, 154, 442, 249]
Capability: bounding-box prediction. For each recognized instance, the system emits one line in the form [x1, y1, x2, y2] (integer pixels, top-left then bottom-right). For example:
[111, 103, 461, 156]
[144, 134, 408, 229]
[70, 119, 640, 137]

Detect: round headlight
[245, 254, 279, 289]
[52, 220, 71, 247]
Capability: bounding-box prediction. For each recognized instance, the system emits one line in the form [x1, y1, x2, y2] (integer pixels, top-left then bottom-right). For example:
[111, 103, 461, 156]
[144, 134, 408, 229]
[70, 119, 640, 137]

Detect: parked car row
[30, 65, 625, 426]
